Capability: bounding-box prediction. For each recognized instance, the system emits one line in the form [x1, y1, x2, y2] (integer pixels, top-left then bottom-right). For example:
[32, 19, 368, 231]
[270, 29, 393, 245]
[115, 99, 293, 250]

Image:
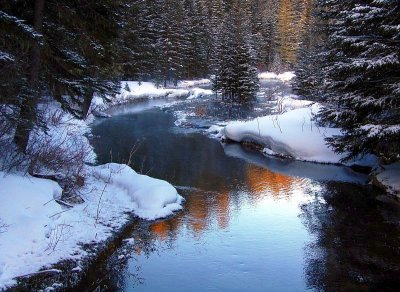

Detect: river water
[86, 81, 400, 291]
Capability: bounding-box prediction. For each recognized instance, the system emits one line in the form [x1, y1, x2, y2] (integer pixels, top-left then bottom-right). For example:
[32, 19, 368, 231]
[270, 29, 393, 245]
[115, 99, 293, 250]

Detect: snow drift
[223, 103, 345, 164]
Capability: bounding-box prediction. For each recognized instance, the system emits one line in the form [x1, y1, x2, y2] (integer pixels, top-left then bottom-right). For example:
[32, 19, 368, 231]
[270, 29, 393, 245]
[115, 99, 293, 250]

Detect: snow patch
[187, 88, 213, 100]
[178, 79, 211, 88]
[258, 71, 296, 82]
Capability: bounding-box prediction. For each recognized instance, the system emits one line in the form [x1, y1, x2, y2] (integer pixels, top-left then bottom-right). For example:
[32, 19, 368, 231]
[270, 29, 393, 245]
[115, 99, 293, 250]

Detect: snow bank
[375, 163, 400, 197]
[223, 103, 345, 164]
[0, 164, 183, 289]
[0, 173, 64, 288]
[178, 78, 211, 88]
[258, 71, 296, 82]
[91, 81, 213, 111]
[116, 81, 189, 103]
[93, 163, 183, 220]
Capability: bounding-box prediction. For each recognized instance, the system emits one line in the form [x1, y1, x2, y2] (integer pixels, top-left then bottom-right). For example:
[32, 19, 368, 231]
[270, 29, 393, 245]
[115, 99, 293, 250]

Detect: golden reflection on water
[245, 165, 302, 200]
[149, 165, 304, 240]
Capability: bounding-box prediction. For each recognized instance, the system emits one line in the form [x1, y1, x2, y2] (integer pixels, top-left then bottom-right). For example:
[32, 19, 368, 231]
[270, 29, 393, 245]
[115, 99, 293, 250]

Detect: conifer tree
[213, 0, 259, 102]
[1, 0, 122, 152]
[293, 0, 327, 100]
[318, 0, 400, 162]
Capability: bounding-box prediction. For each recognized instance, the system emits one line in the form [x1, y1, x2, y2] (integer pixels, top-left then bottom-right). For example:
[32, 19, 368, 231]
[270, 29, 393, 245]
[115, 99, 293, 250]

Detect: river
[85, 80, 400, 291]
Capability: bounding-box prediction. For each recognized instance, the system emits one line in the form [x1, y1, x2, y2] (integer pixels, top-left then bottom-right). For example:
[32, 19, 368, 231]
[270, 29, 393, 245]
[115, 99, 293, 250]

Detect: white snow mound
[93, 163, 184, 220]
[223, 103, 345, 164]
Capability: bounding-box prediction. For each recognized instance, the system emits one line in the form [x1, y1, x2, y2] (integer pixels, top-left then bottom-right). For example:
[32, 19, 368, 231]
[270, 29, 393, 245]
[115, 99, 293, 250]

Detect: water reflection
[301, 183, 400, 291]
[246, 164, 301, 200]
[143, 164, 307, 244]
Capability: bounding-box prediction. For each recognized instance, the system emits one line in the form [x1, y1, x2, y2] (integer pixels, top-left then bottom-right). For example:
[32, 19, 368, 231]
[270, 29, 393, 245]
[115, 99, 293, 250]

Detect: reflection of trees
[149, 165, 305, 240]
[216, 188, 230, 229]
[246, 164, 301, 200]
[301, 182, 400, 291]
[150, 187, 232, 240]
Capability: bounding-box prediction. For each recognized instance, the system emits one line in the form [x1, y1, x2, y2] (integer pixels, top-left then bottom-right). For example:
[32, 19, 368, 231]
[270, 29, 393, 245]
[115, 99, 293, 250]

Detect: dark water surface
[88, 97, 400, 291]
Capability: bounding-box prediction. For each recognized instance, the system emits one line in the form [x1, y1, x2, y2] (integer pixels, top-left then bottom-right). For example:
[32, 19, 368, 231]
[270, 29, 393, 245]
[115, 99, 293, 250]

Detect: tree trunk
[14, 0, 45, 153]
[82, 90, 94, 119]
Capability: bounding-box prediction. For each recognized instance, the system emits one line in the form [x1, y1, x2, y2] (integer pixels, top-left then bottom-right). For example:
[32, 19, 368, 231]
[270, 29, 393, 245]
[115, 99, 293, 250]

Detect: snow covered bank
[373, 163, 400, 198]
[258, 71, 295, 82]
[0, 164, 183, 289]
[223, 103, 345, 164]
[93, 164, 184, 220]
[91, 81, 213, 112]
[177, 78, 211, 88]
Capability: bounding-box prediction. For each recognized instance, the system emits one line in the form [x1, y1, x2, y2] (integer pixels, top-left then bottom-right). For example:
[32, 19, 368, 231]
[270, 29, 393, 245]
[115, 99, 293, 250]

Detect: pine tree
[318, 0, 400, 162]
[293, 0, 327, 100]
[212, 0, 259, 102]
[182, 0, 209, 79]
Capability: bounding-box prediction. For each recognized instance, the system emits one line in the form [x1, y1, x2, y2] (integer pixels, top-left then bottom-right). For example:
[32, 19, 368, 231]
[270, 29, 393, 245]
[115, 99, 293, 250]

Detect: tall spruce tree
[213, 0, 259, 102]
[318, 0, 400, 162]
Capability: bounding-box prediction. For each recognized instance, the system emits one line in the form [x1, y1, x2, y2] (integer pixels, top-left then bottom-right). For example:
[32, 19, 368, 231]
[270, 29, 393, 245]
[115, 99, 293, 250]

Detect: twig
[96, 170, 112, 224]
[49, 209, 71, 218]
[55, 199, 74, 208]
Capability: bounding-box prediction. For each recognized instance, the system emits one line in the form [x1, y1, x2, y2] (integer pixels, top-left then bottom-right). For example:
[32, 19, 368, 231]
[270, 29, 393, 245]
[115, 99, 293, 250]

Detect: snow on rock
[258, 72, 278, 79]
[206, 124, 226, 139]
[223, 103, 346, 164]
[93, 163, 184, 220]
[277, 72, 296, 82]
[0, 164, 183, 289]
[375, 163, 400, 197]
[187, 88, 213, 100]
[258, 71, 296, 82]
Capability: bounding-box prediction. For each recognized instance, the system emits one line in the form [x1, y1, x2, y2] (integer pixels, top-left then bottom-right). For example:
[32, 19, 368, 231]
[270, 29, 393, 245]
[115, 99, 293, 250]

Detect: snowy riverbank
[0, 89, 187, 289]
[222, 103, 345, 164]
[219, 98, 399, 197]
[91, 81, 213, 113]
[0, 164, 183, 289]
